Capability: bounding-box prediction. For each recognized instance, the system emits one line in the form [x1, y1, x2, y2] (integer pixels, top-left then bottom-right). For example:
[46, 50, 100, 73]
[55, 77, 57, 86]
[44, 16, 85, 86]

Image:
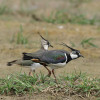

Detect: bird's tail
[7, 60, 17, 66]
[22, 52, 33, 60]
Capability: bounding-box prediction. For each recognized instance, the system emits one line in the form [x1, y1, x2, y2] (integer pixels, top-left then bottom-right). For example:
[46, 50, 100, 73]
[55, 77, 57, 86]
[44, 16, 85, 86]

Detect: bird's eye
[78, 52, 81, 55]
[72, 51, 76, 54]
[47, 42, 49, 45]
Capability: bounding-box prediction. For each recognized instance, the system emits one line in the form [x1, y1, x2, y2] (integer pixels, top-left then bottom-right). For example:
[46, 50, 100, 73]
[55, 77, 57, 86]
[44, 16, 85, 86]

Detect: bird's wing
[7, 59, 33, 66]
[40, 50, 67, 64]
[16, 59, 33, 66]
[22, 50, 45, 60]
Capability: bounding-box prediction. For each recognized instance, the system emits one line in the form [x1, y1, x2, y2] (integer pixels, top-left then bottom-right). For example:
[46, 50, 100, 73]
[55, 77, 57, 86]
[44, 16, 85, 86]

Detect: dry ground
[0, 21, 100, 78]
[0, 0, 100, 100]
[0, 20, 100, 100]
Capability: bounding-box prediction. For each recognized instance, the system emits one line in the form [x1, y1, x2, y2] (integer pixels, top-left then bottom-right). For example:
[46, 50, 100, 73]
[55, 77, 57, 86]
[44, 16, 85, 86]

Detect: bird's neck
[66, 54, 72, 63]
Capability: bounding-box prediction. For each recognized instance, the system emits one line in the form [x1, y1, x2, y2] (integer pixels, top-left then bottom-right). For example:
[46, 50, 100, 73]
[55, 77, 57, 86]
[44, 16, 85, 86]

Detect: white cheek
[70, 53, 78, 59]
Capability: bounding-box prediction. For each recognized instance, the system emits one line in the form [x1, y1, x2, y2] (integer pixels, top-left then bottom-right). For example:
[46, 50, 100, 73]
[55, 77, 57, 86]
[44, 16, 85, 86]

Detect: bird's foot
[54, 79, 58, 84]
[47, 71, 51, 77]
[47, 74, 51, 77]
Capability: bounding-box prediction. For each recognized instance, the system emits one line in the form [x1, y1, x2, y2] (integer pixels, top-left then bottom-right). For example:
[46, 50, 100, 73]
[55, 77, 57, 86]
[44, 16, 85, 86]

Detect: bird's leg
[44, 66, 51, 77]
[29, 69, 32, 76]
[52, 69, 57, 83]
[32, 69, 39, 77]
[29, 69, 35, 76]
[33, 69, 35, 73]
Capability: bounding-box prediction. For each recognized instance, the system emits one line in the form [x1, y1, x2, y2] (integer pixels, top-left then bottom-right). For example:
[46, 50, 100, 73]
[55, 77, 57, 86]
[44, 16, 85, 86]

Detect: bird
[7, 33, 53, 76]
[29, 43, 84, 82]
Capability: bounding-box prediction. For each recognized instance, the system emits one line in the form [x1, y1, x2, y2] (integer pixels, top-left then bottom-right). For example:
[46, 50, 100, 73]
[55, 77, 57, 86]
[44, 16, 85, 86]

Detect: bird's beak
[80, 55, 84, 58]
[50, 44, 53, 48]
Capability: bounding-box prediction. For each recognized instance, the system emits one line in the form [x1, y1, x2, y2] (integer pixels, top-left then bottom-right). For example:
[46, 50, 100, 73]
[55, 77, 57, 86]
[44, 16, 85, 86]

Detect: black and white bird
[7, 33, 53, 76]
[29, 43, 84, 82]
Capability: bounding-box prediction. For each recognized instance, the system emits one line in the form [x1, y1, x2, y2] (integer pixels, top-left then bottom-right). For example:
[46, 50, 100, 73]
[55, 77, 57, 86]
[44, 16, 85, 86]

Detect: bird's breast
[48, 62, 66, 69]
[31, 63, 42, 70]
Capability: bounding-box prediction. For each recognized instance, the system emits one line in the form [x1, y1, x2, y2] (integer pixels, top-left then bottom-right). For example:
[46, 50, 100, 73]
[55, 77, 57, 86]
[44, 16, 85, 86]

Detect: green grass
[80, 38, 98, 48]
[42, 10, 69, 24]
[69, 0, 91, 3]
[0, 0, 99, 26]
[69, 0, 91, 6]
[16, 25, 28, 44]
[0, 72, 100, 97]
[70, 41, 76, 47]
[10, 25, 28, 45]
[0, 5, 7, 15]
[61, 72, 100, 97]
[0, 4, 12, 15]
[41, 10, 100, 25]
[69, 15, 97, 25]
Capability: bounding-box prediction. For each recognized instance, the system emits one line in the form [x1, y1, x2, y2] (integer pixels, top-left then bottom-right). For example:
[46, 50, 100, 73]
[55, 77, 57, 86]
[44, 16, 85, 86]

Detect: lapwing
[7, 33, 53, 76]
[30, 43, 84, 82]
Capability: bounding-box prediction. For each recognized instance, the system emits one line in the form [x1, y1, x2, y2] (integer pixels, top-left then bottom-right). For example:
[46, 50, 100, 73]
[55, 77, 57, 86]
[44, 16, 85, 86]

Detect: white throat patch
[70, 53, 78, 59]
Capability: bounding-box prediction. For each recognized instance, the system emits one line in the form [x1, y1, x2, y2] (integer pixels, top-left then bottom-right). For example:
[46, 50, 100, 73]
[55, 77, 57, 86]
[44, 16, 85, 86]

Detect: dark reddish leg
[29, 69, 35, 76]
[52, 69, 57, 83]
[44, 66, 51, 77]
[29, 69, 32, 76]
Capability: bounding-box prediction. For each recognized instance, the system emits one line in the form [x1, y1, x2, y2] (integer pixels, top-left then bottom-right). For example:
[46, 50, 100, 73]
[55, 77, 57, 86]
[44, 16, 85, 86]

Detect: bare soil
[0, 94, 97, 100]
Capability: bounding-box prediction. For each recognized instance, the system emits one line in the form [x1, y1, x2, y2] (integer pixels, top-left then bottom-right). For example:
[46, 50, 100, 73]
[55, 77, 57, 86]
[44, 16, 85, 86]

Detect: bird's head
[38, 32, 53, 50]
[60, 43, 84, 59]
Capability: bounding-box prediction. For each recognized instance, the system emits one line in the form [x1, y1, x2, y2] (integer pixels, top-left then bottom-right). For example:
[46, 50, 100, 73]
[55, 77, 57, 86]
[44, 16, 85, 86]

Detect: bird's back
[23, 49, 46, 60]
[39, 50, 70, 64]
